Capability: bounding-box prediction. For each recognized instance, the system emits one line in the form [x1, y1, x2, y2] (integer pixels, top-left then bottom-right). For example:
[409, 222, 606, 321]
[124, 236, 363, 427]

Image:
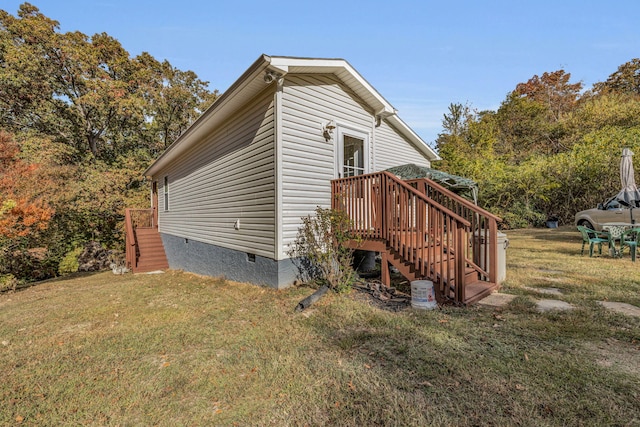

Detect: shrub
[58, 247, 83, 275]
[288, 207, 360, 293]
[0, 274, 17, 292]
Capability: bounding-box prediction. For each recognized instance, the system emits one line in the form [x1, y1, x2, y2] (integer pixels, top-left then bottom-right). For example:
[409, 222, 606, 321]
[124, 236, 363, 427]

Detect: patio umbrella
[616, 148, 640, 224]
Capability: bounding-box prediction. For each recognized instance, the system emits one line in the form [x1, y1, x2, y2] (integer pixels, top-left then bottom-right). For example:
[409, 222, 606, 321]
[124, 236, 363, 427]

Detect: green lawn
[1, 227, 639, 426]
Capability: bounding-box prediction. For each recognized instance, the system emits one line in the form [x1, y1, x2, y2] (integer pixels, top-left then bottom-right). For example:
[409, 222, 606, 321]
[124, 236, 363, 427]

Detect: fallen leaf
[161, 362, 170, 368]
[348, 380, 356, 391]
[15, 415, 24, 423]
[419, 381, 434, 387]
[515, 384, 526, 391]
[439, 319, 448, 324]
[364, 363, 371, 369]
[524, 353, 529, 361]
[335, 401, 341, 408]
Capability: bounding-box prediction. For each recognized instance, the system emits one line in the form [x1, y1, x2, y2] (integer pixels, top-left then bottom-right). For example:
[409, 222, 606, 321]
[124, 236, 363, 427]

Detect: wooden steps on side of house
[383, 243, 494, 305]
[133, 228, 169, 273]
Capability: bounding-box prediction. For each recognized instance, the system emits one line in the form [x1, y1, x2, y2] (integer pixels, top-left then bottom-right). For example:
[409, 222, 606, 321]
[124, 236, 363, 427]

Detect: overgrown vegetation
[288, 207, 359, 292]
[435, 67, 640, 228]
[0, 4, 218, 283]
[1, 228, 638, 425]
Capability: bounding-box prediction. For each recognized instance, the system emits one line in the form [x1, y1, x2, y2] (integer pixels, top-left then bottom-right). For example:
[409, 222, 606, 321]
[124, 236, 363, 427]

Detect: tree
[593, 58, 640, 96]
[0, 3, 217, 162]
[0, 132, 54, 243]
[137, 52, 218, 153]
[514, 70, 583, 121]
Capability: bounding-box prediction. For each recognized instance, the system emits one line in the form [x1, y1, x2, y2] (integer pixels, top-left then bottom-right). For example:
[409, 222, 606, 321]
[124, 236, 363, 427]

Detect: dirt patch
[585, 338, 640, 377]
[349, 281, 411, 312]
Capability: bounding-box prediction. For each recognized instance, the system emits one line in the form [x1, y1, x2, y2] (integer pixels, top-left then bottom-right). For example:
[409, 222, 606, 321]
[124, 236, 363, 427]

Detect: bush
[288, 207, 360, 293]
[0, 274, 17, 292]
[58, 247, 83, 275]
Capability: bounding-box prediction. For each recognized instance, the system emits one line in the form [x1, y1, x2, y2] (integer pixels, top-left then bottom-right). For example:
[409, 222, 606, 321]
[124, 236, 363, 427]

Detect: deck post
[381, 251, 391, 287]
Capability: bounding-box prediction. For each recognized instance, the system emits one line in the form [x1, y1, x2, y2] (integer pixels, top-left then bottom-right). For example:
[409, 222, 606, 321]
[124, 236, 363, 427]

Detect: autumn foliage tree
[0, 3, 218, 282]
[0, 132, 53, 240]
[436, 63, 640, 229]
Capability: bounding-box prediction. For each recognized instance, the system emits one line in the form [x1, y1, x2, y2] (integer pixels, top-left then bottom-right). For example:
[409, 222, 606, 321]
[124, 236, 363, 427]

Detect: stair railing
[124, 208, 155, 270]
[332, 172, 473, 302]
[406, 178, 502, 284]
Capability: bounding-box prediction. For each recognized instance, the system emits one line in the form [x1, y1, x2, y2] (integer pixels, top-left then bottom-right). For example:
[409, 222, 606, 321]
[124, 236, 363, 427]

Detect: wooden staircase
[125, 209, 169, 273]
[133, 228, 169, 273]
[332, 171, 502, 305]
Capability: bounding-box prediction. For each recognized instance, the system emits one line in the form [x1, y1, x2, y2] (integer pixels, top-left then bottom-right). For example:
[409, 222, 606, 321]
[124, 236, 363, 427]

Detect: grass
[1, 226, 639, 426]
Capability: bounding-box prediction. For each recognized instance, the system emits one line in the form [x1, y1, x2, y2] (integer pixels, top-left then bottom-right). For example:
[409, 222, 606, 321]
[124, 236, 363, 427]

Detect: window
[337, 127, 369, 178]
[163, 176, 169, 211]
[343, 135, 365, 177]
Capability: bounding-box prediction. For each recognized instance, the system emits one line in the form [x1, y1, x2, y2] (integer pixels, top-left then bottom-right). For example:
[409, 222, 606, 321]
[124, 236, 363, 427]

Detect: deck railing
[124, 208, 155, 270]
[332, 171, 479, 302]
[406, 178, 502, 284]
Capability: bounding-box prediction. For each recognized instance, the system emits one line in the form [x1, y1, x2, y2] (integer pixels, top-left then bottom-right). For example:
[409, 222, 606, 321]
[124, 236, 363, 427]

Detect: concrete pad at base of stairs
[597, 301, 640, 317]
[536, 299, 574, 312]
[477, 293, 517, 308]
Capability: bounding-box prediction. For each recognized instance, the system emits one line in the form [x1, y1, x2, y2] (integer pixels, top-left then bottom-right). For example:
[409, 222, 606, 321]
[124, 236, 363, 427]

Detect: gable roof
[145, 54, 439, 176]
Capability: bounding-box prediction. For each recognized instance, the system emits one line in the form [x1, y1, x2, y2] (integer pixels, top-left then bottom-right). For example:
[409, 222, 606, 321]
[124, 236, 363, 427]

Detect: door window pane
[343, 135, 364, 177]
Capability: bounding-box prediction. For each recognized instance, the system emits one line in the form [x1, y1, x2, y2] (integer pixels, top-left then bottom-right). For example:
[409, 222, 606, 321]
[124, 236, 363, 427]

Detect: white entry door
[337, 127, 369, 178]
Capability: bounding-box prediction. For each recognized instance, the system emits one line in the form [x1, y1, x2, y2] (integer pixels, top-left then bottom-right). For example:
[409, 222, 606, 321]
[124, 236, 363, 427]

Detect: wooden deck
[333, 172, 502, 305]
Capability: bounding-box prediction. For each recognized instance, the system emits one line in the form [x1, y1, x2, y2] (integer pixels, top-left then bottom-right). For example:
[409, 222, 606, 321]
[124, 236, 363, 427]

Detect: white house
[139, 54, 440, 288]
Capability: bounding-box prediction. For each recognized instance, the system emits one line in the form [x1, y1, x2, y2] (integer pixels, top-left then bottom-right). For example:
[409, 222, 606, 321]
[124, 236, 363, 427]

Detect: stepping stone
[532, 276, 563, 283]
[597, 301, 640, 318]
[477, 293, 517, 308]
[536, 299, 574, 312]
[524, 286, 563, 296]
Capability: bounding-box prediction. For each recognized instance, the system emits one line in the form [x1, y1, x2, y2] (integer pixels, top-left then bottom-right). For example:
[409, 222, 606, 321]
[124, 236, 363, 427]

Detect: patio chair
[577, 225, 610, 257]
[620, 227, 640, 262]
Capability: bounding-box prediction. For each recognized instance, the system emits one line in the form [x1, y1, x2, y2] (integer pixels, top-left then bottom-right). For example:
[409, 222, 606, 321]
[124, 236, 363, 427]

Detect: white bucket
[411, 280, 437, 309]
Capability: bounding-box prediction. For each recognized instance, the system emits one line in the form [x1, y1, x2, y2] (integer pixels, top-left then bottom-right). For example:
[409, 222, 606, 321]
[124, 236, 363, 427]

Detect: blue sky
[4, 1, 640, 145]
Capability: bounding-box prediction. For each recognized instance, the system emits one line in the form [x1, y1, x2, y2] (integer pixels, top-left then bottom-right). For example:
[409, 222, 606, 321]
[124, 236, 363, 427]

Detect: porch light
[323, 120, 336, 141]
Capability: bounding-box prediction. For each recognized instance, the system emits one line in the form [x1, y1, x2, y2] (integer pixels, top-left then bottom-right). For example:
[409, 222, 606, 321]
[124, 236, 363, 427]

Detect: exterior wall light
[323, 119, 336, 141]
[264, 70, 283, 85]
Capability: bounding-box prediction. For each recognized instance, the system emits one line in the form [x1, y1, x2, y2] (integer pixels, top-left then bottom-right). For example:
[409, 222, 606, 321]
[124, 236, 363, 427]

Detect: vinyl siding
[156, 88, 276, 258]
[280, 74, 373, 257]
[373, 119, 431, 170]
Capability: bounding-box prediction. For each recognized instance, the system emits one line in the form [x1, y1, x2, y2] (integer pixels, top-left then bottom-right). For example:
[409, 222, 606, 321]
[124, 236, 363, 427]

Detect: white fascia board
[268, 56, 396, 116]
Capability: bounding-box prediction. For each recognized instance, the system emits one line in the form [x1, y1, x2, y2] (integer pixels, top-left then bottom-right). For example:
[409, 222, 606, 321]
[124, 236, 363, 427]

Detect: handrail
[382, 172, 471, 226]
[124, 208, 154, 270]
[124, 208, 136, 270]
[332, 171, 502, 303]
[407, 177, 501, 285]
[405, 177, 502, 222]
[332, 171, 474, 302]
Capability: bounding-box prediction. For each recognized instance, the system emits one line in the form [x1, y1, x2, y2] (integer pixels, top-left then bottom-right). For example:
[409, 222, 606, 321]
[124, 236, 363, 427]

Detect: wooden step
[132, 228, 168, 273]
[463, 280, 498, 305]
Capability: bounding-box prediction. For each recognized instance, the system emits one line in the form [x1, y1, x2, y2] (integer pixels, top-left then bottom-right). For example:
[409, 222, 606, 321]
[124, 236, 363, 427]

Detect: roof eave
[144, 55, 273, 176]
[144, 54, 440, 175]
